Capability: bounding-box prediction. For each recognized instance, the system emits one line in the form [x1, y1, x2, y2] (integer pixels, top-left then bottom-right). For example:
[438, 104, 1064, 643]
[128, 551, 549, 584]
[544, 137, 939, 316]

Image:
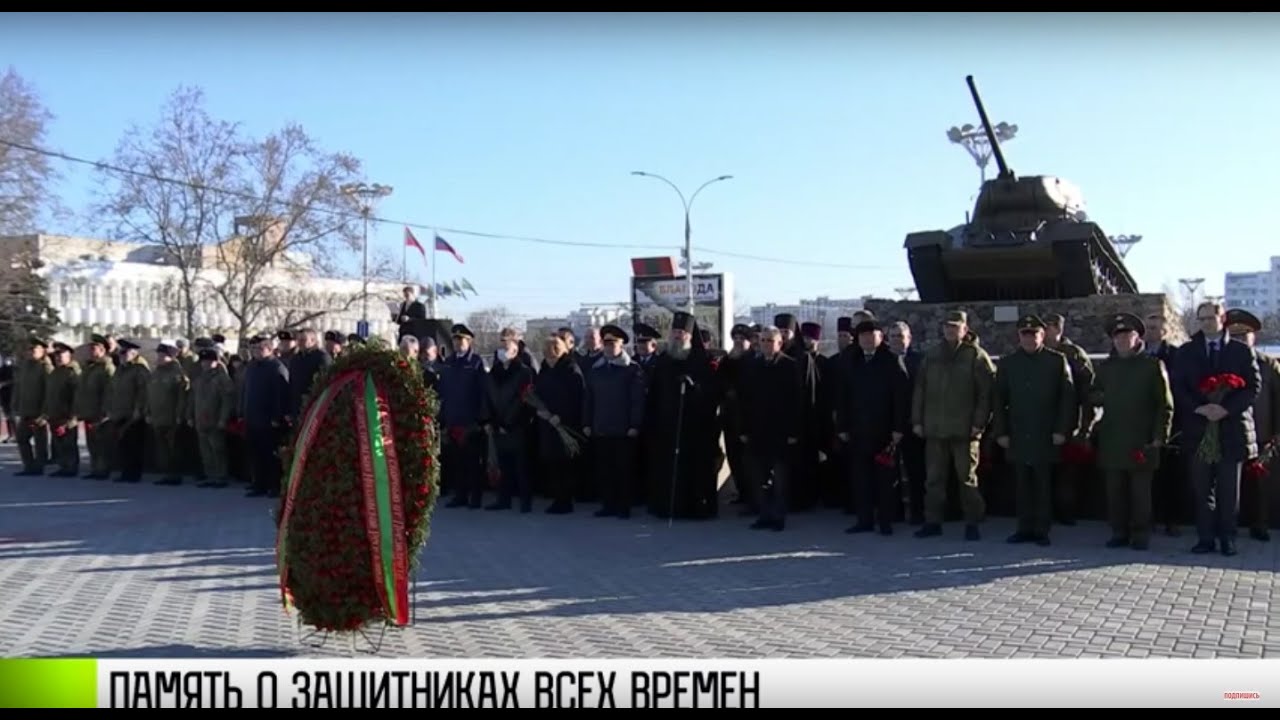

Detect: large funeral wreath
[274, 340, 440, 633]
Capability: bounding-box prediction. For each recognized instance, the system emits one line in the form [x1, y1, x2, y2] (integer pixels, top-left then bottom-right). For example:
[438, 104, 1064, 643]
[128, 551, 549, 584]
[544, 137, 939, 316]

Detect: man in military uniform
[107, 339, 150, 483]
[1044, 313, 1095, 525]
[175, 339, 203, 479]
[14, 337, 53, 475]
[190, 346, 236, 489]
[1090, 313, 1174, 551]
[323, 330, 345, 358]
[1225, 308, 1279, 542]
[43, 343, 81, 477]
[911, 311, 996, 540]
[77, 335, 116, 479]
[992, 316, 1076, 545]
[147, 342, 190, 486]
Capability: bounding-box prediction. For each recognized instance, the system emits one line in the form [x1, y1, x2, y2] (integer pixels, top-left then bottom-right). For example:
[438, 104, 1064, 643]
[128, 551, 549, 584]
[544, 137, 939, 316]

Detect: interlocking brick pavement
[0, 447, 1276, 659]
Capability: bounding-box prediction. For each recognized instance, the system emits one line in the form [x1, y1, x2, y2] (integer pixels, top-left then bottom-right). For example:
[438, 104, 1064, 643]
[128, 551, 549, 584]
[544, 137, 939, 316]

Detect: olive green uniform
[1048, 336, 1095, 523]
[177, 349, 202, 477]
[992, 345, 1076, 539]
[74, 356, 115, 477]
[107, 357, 151, 481]
[190, 362, 235, 484]
[911, 330, 996, 529]
[13, 354, 53, 474]
[43, 360, 81, 475]
[1249, 351, 1280, 536]
[1091, 346, 1174, 546]
[146, 360, 190, 483]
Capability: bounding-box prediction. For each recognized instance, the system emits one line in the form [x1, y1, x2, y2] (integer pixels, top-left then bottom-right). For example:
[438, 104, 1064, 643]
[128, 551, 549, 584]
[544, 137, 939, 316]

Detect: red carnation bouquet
[1196, 373, 1247, 463]
[874, 439, 899, 468]
[1246, 439, 1277, 482]
[519, 383, 584, 457]
[1062, 440, 1096, 465]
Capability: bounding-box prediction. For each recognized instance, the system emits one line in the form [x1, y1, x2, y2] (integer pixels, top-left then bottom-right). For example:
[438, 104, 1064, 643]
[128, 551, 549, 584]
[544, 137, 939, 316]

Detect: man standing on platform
[1172, 301, 1260, 557]
[911, 311, 996, 541]
[1091, 313, 1174, 551]
[1224, 308, 1279, 542]
[992, 315, 1075, 546]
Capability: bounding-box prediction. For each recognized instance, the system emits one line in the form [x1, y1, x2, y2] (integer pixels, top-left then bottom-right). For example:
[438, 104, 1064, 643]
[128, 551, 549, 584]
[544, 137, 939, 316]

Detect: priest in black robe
[646, 311, 722, 520]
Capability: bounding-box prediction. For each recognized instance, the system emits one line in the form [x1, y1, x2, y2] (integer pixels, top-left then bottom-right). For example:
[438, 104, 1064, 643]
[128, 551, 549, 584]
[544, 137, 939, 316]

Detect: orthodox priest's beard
[668, 343, 692, 360]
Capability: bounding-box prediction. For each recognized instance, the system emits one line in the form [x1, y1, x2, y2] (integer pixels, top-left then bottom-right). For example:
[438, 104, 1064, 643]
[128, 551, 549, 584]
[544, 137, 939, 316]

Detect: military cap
[52, 342, 73, 354]
[210, 333, 227, 345]
[837, 317, 854, 334]
[323, 330, 342, 343]
[634, 323, 660, 342]
[1016, 314, 1046, 331]
[854, 320, 881, 335]
[29, 336, 48, 348]
[600, 324, 629, 344]
[276, 330, 294, 341]
[193, 337, 213, 348]
[749, 324, 762, 334]
[117, 338, 140, 351]
[853, 309, 877, 321]
[730, 323, 751, 340]
[197, 347, 220, 362]
[1105, 313, 1145, 337]
[1226, 308, 1262, 334]
[800, 321, 822, 341]
[450, 323, 474, 339]
[773, 313, 798, 332]
[89, 333, 110, 348]
[671, 311, 696, 333]
[943, 310, 968, 326]
[346, 333, 364, 345]
[156, 342, 178, 356]
[1043, 312, 1065, 326]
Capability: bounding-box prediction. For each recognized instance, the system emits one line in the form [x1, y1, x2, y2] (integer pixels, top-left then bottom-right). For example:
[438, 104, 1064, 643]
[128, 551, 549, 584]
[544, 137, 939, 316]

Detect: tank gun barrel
[965, 75, 1011, 178]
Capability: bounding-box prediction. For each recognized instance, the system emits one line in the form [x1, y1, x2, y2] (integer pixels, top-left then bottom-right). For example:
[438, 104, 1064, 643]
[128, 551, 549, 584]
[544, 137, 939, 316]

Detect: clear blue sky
[4, 12, 1277, 321]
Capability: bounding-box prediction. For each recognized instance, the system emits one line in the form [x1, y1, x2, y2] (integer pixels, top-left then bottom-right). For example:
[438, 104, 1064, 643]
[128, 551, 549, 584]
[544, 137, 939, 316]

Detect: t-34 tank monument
[865, 75, 1185, 355]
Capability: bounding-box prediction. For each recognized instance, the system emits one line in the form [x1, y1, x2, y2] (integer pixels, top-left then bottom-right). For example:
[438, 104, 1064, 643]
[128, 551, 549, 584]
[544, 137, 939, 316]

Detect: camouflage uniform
[74, 343, 115, 478]
[190, 355, 235, 486]
[106, 352, 150, 482]
[43, 347, 81, 476]
[146, 353, 190, 485]
[13, 341, 53, 475]
[910, 312, 996, 537]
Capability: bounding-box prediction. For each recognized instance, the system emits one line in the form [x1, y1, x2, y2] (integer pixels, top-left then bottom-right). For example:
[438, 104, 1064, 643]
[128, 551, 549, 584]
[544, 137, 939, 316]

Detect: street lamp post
[947, 121, 1018, 184]
[340, 182, 394, 330]
[1109, 234, 1142, 260]
[631, 171, 733, 314]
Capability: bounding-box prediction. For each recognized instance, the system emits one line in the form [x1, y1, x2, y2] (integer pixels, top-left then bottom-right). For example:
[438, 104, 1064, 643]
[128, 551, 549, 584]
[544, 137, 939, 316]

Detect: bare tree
[465, 305, 523, 357]
[212, 124, 364, 341]
[0, 67, 60, 234]
[95, 86, 242, 339]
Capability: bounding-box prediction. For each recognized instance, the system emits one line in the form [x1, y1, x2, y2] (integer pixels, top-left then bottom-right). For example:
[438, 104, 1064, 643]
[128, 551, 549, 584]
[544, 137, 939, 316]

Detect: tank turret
[906, 76, 1139, 303]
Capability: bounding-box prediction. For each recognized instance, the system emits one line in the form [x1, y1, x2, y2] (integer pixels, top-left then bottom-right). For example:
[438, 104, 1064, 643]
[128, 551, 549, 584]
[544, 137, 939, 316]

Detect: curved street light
[630, 171, 733, 313]
[947, 121, 1018, 183]
[340, 182, 394, 329]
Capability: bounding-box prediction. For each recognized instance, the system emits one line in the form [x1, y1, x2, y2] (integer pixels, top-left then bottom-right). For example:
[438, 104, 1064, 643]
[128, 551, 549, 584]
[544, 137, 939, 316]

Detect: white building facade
[1224, 257, 1280, 316]
[2, 234, 401, 352]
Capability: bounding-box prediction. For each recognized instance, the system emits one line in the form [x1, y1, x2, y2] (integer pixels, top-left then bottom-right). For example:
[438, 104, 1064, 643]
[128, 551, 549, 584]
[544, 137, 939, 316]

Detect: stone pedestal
[863, 293, 1187, 356]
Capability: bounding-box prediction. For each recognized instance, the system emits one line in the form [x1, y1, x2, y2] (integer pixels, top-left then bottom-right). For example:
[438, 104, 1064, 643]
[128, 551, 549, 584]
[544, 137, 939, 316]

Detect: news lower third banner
[0, 658, 1276, 708]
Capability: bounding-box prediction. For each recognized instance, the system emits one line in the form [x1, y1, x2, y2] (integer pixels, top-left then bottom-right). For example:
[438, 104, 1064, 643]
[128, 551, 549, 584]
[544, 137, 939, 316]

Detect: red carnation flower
[1131, 449, 1147, 465]
[1246, 460, 1269, 481]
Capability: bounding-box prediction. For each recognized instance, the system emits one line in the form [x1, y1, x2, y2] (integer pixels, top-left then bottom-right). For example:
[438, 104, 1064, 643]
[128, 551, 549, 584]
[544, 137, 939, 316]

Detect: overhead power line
[1, 138, 899, 271]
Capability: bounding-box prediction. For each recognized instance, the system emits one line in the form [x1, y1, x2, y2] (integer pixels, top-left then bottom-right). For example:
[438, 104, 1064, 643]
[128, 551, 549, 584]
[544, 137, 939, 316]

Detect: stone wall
[863, 293, 1188, 357]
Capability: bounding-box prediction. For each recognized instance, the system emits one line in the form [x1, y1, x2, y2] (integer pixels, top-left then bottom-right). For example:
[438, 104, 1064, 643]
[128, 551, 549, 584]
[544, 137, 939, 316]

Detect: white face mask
[496, 347, 510, 362]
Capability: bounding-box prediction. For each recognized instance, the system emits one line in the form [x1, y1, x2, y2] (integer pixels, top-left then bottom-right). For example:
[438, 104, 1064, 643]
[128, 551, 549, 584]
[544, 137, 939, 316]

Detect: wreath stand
[293, 568, 422, 655]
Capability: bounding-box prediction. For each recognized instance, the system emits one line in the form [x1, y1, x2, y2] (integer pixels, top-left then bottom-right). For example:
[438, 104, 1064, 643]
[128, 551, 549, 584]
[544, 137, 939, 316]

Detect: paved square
[1, 447, 1276, 659]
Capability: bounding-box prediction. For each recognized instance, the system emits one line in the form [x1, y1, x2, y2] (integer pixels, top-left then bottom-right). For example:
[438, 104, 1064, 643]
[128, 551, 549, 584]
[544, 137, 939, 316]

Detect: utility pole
[630, 171, 733, 315]
[340, 182, 393, 335]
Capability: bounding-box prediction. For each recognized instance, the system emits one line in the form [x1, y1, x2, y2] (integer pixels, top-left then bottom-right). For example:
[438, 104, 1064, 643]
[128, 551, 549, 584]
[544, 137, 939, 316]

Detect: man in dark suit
[1145, 310, 1186, 535]
[393, 286, 427, 326]
[1171, 301, 1261, 557]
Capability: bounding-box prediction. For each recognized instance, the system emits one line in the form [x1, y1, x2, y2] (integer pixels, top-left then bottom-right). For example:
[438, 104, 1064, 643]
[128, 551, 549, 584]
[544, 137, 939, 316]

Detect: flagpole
[429, 233, 438, 319]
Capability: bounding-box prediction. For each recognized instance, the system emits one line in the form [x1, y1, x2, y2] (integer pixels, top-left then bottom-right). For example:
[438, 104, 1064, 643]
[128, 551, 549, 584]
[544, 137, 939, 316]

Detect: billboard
[630, 273, 734, 350]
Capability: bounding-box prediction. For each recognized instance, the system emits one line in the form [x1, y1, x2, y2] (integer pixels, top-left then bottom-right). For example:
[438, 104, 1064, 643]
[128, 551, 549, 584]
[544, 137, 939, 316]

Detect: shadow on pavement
[45, 644, 290, 659]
